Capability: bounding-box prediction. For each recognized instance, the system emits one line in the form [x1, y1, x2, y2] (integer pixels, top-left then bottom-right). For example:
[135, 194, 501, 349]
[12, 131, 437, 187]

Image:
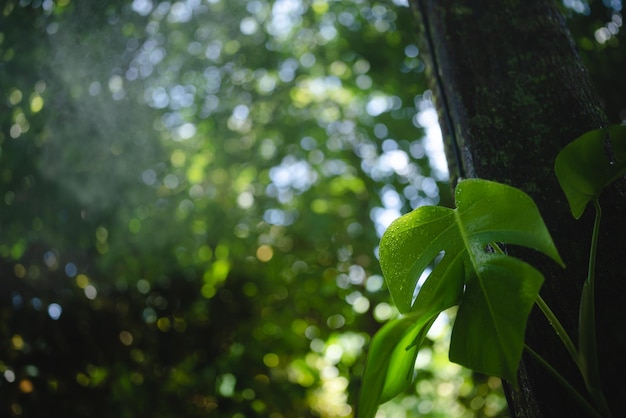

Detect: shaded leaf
[379, 315, 435, 403]
[357, 317, 419, 418]
[357, 258, 465, 418]
[357, 314, 436, 418]
[450, 255, 544, 384]
[555, 125, 626, 219]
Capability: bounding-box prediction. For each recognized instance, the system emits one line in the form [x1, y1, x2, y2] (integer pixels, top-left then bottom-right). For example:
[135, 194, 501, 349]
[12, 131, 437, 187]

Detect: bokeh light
[5, 0, 621, 416]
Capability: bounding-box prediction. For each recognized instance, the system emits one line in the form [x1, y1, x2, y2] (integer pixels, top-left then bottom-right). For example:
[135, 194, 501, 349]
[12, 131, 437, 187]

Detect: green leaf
[379, 315, 436, 403]
[578, 279, 599, 388]
[358, 257, 464, 418]
[379, 205, 463, 314]
[555, 125, 626, 219]
[357, 314, 435, 418]
[379, 179, 563, 383]
[450, 255, 544, 384]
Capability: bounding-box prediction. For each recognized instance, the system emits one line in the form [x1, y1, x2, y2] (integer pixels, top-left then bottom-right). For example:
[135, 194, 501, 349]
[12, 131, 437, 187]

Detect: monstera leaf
[359, 179, 563, 417]
[555, 125, 626, 219]
[357, 258, 463, 418]
[357, 314, 435, 418]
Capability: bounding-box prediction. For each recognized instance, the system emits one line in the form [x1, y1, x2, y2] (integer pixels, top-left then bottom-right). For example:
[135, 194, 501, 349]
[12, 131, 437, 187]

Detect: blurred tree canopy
[0, 0, 623, 417]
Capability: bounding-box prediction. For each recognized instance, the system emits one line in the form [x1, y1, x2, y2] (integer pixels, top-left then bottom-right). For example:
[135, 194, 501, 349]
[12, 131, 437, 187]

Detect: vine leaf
[357, 258, 464, 418]
[555, 124, 626, 219]
[357, 314, 434, 418]
[555, 126, 626, 416]
[449, 255, 545, 382]
[378, 179, 563, 384]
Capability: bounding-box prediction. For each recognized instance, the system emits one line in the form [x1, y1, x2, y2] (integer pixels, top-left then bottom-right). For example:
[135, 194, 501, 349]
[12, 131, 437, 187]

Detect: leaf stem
[535, 295, 580, 369]
[579, 200, 613, 417]
[490, 240, 613, 415]
[524, 344, 602, 418]
[585, 200, 601, 332]
[583, 199, 601, 353]
[588, 198, 601, 292]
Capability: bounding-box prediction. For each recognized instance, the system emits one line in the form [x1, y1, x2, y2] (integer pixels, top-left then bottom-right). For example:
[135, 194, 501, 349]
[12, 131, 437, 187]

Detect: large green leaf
[555, 125, 626, 219]
[378, 179, 563, 383]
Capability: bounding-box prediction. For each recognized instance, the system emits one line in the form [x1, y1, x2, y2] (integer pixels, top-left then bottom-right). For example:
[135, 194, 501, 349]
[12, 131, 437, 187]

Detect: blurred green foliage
[0, 0, 623, 417]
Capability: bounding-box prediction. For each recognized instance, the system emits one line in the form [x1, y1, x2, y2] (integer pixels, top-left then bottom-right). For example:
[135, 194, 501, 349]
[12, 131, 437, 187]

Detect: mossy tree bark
[409, 1, 626, 417]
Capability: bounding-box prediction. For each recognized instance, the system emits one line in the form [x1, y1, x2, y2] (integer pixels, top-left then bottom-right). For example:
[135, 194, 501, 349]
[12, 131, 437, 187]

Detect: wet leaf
[377, 179, 562, 384]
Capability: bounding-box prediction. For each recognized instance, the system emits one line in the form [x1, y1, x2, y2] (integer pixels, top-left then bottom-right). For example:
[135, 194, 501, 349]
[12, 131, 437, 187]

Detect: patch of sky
[263, 208, 297, 226]
[414, 97, 449, 180]
[267, 0, 305, 39]
[269, 156, 318, 193]
[48, 303, 63, 320]
[278, 58, 299, 82]
[366, 94, 448, 237]
[168, 0, 201, 23]
[563, 0, 591, 14]
[132, 0, 154, 16]
[240, 17, 259, 35]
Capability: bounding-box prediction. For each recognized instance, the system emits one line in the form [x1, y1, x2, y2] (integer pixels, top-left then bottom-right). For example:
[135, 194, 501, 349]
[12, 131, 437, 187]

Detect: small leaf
[378, 179, 562, 384]
[555, 125, 626, 219]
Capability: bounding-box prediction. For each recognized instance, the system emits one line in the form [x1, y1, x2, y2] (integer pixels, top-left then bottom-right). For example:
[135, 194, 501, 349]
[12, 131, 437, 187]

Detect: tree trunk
[409, 1, 626, 416]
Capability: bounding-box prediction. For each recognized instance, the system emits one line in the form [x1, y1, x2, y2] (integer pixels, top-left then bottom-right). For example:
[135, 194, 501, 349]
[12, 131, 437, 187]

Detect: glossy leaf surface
[356, 314, 433, 418]
[555, 125, 626, 219]
[449, 255, 544, 384]
[378, 179, 563, 384]
[357, 258, 463, 418]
